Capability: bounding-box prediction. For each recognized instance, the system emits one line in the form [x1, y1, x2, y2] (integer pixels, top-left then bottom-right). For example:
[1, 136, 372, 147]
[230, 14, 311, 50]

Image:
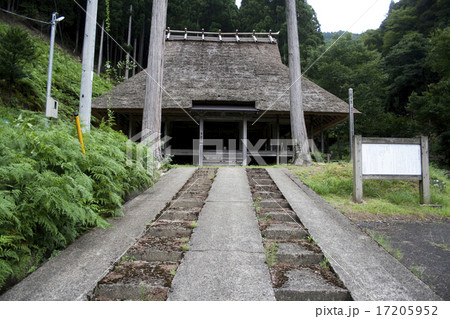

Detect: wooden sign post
[353, 136, 430, 204]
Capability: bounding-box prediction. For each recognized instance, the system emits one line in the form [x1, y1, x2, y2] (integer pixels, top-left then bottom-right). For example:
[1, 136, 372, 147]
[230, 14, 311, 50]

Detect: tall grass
[291, 162, 450, 218]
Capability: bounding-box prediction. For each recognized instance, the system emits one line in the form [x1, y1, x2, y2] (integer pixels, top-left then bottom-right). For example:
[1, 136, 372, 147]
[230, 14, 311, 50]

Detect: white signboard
[362, 144, 422, 175]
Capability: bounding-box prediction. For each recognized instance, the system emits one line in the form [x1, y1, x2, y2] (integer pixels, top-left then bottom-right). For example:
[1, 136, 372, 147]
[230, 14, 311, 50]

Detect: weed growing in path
[370, 231, 403, 261]
[410, 265, 425, 280]
[253, 197, 262, 213]
[319, 257, 330, 270]
[265, 241, 278, 268]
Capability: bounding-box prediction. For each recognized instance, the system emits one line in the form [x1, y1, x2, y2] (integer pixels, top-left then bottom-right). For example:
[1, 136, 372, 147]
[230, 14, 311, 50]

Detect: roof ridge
[166, 28, 279, 44]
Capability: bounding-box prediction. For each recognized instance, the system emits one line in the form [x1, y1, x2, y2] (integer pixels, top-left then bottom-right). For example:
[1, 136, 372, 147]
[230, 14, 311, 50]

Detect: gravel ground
[355, 219, 449, 300]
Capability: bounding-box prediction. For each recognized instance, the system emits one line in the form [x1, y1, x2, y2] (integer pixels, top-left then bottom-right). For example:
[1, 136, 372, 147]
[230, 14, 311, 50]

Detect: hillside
[323, 31, 360, 43]
[0, 19, 160, 294]
[0, 18, 112, 117]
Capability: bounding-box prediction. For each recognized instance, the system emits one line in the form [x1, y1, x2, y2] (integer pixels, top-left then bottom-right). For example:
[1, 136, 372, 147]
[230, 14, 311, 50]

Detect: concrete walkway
[267, 168, 441, 301]
[1, 166, 441, 301]
[168, 168, 275, 300]
[0, 168, 196, 301]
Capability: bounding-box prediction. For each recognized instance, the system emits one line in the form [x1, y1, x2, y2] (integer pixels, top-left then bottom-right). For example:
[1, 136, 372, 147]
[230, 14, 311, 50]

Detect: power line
[0, 8, 50, 25]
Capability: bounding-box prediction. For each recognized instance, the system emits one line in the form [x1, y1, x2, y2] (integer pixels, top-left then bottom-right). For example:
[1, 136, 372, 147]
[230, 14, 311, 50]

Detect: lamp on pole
[45, 12, 64, 119]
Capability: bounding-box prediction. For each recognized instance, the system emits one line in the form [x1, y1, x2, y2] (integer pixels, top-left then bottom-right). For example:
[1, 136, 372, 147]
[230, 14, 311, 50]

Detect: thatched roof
[93, 40, 355, 117]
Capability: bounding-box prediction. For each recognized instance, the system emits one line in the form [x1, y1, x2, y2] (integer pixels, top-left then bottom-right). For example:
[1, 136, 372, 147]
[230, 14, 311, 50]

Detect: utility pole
[45, 12, 64, 118]
[97, 20, 104, 75]
[349, 88, 355, 160]
[125, 5, 133, 79]
[79, 0, 98, 132]
[285, 0, 312, 165]
[143, 0, 168, 161]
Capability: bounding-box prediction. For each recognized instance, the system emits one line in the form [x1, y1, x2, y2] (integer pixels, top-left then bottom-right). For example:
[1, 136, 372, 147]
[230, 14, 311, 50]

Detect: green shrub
[0, 108, 158, 290]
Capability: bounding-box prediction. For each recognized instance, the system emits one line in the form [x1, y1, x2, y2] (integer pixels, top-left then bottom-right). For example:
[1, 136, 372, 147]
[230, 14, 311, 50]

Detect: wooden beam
[142, 0, 168, 160]
[352, 135, 363, 203]
[362, 137, 421, 145]
[285, 0, 312, 165]
[420, 136, 431, 204]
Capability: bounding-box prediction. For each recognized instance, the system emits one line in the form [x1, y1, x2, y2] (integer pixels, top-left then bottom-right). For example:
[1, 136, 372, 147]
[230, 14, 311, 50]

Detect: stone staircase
[247, 168, 352, 301]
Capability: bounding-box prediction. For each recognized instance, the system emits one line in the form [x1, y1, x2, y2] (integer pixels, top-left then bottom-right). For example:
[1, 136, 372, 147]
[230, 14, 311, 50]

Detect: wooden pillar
[349, 88, 355, 160]
[242, 118, 248, 166]
[276, 116, 280, 165]
[320, 116, 325, 154]
[420, 136, 430, 204]
[199, 118, 204, 167]
[128, 115, 133, 139]
[352, 135, 363, 203]
[285, 0, 312, 165]
[142, 0, 167, 160]
[321, 129, 325, 154]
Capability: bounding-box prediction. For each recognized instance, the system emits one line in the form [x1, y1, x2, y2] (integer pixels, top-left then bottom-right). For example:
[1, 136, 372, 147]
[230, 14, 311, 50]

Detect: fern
[0, 107, 159, 292]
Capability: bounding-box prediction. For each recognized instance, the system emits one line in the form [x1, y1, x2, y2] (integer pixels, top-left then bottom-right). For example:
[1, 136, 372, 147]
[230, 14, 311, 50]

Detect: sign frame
[352, 136, 430, 204]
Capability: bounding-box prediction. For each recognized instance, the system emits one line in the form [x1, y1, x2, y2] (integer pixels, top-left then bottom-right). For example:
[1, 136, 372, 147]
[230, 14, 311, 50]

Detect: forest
[0, 0, 449, 166]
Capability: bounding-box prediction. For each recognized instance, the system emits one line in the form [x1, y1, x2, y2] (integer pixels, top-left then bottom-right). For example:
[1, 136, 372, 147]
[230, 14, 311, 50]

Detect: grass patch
[429, 242, 450, 252]
[290, 162, 450, 218]
[369, 231, 404, 261]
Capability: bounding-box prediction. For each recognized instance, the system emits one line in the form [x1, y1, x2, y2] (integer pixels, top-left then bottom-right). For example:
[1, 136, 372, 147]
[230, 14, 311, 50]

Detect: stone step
[275, 242, 324, 265]
[128, 248, 183, 263]
[258, 199, 290, 209]
[251, 185, 279, 192]
[249, 178, 276, 186]
[178, 190, 209, 197]
[170, 198, 204, 209]
[258, 211, 299, 223]
[146, 223, 193, 238]
[94, 261, 175, 301]
[180, 184, 211, 192]
[127, 236, 186, 263]
[262, 223, 307, 240]
[274, 268, 351, 301]
[162, 209, 199, 221]
[252, 191, 284, 199]
[247, 174, 270, 179]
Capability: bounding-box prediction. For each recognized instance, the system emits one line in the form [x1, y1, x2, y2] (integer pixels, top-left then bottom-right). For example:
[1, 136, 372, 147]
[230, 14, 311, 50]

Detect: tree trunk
[97, 20, 104, 75]
[133, 37, 137, 76]
[138, 24, 145, 70]
[142, 0, 168, 161]
[125, 5, 132, 79]
[285, 0, 312, 165]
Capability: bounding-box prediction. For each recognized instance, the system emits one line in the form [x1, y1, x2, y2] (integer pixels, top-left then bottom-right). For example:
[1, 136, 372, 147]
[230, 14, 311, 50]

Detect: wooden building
[92, 30, 356, 165]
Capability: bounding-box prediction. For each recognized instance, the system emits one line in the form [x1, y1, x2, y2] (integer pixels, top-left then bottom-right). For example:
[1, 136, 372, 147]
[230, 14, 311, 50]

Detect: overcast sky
[235, 0, 399, 34]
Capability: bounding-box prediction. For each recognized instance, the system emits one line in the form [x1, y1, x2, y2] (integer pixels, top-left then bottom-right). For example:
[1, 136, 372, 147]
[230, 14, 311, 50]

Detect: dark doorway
[204, 121, 240, 150]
